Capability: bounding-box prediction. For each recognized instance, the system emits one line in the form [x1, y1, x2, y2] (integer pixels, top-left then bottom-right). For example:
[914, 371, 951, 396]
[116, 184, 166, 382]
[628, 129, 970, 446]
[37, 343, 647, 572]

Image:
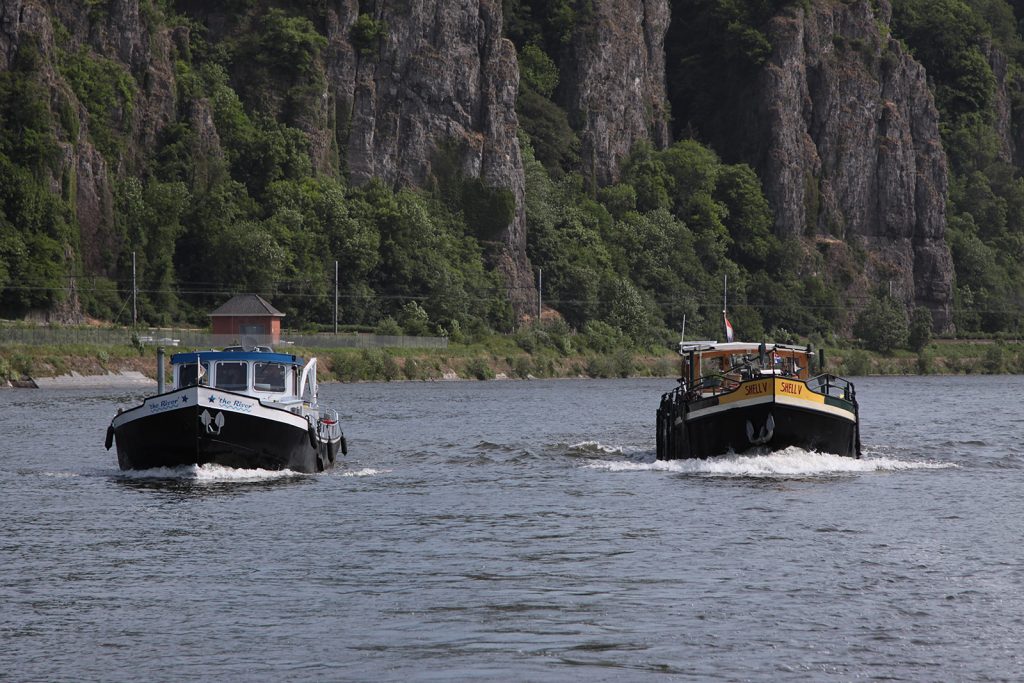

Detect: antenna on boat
[680, 315, 686, 342]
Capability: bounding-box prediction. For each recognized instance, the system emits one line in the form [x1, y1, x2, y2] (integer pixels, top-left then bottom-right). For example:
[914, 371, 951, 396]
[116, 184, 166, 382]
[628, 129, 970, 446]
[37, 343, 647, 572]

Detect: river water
[2, 375, 1023, 681]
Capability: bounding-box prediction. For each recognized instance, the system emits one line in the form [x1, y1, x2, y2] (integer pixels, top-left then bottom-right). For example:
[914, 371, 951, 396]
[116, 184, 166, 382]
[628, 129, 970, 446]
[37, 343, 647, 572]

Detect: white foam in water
[116, 464, 388, 481]
[117, 464, 304, 482]
[341, 468, 388, 477]
[568, 440, 625, 455]
[586, 446, 957, 477]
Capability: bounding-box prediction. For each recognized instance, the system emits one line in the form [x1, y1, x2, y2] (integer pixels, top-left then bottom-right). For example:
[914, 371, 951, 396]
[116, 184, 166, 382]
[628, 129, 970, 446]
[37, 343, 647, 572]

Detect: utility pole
[334, 259, 339, 335]
[131, 251, 137, 326]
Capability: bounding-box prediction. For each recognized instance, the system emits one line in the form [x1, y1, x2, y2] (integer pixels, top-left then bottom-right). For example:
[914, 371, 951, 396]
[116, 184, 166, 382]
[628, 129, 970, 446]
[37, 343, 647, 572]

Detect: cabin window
[215, 362, 249, 391]
[254, 362, 287, 393]
[177, 362, 209, 388]
[699, 357, 722, 378]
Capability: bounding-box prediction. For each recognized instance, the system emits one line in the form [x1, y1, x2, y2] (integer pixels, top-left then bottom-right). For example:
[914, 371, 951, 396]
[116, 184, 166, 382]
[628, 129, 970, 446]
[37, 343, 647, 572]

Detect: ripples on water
[3, 376, 1024, 681]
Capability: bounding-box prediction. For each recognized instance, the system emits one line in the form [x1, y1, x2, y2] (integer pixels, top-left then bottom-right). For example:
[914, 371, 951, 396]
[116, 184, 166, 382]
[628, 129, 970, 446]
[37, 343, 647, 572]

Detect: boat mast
[722, 274, 733, 343]
[723, 274, 727, 319]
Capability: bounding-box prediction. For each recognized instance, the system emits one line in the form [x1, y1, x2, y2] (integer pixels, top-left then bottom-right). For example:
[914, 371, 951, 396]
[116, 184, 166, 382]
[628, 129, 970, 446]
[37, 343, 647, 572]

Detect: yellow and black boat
[656, 341, 860, 459]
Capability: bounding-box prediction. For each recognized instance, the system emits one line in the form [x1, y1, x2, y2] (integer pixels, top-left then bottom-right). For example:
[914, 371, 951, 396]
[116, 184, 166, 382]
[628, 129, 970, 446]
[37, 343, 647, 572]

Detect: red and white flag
[724, 314, 734, 343]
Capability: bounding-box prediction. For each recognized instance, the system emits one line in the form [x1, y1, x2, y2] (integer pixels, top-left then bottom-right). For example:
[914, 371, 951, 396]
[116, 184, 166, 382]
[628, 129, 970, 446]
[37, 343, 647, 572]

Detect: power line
[7, 275, 1024, 317]
[4, 280, 1024, 318]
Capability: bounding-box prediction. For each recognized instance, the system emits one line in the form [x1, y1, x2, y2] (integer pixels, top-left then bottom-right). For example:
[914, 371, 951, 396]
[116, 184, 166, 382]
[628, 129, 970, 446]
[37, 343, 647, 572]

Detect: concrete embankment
[15, 371, 156, 389]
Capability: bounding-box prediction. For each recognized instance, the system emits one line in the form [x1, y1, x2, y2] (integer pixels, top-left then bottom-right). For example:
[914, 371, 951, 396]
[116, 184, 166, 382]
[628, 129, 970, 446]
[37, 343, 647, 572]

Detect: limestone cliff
[0, 0, 175, 276]
[737, 0, 954, 330]
[561, 0, 671, 186]
[0, 0, 537, 318]
[0, 0, 963, 334]
[327, 0, 534, 314]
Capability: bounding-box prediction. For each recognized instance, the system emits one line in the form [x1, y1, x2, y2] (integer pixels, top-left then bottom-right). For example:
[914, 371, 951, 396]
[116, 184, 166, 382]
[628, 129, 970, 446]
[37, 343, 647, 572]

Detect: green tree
[908, 307, 934, 352]
[0, 155, 73, 315]
[853, 296, 909, 353]
[116, 178, 190, 324]
[519, 44, 559, 98]
[364, 183, 507, 332]
[350, 14, 387, 56]
[398, 301, 430, 335]
[714, 164, 778, 269]
[517, 87, 579, 176]
[0, 35, 59, 172]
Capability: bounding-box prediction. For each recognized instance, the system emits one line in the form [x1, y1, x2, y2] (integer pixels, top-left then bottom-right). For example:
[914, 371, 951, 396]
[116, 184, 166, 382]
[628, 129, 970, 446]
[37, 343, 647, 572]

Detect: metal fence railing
[0, 326, 448, 350]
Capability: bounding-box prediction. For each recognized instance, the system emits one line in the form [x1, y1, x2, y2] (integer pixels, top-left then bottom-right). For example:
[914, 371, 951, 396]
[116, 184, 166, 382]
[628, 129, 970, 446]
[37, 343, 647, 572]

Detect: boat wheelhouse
[656, 341, 860, 460]
[107, 347, 346, 473]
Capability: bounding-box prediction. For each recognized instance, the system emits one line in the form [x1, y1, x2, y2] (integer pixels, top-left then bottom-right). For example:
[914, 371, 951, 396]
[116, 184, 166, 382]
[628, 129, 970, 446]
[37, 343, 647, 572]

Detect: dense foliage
[4, 0, 1024, 353]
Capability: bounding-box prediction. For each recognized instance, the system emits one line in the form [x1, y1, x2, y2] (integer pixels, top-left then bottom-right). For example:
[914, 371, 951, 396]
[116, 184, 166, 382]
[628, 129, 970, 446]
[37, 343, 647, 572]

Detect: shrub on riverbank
[7, 337, 1024, 383]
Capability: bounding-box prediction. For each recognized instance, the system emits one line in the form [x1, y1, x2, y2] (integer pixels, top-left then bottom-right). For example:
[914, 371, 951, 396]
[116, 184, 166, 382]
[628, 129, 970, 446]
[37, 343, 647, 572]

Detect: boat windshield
[254, 362, 287, 393]
[690, 348, 810, 384]
[177, 362, 209, 388]
[215, 361, 249, 391]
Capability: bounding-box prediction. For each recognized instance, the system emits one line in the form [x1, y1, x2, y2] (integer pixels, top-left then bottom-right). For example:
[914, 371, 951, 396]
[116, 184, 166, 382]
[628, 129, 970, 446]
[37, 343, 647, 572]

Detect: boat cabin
[679, 341, 813, 389]
[171, 348, 309, 401]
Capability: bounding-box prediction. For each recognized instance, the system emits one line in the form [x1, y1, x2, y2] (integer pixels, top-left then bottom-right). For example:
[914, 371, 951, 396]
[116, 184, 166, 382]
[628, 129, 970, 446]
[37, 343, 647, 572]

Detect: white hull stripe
[687, 394, 855, 422]
[111, 388, 310, 431]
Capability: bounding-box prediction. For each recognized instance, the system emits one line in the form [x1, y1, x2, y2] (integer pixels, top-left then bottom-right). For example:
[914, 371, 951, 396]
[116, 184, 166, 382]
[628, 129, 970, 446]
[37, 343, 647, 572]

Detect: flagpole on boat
[723, 274, 727, 319]
[722, 274, 733, 343]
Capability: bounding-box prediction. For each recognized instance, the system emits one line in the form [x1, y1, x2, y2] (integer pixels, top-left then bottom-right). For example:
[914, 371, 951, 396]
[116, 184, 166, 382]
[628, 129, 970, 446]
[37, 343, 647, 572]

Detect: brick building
[209, 294, 285, 344]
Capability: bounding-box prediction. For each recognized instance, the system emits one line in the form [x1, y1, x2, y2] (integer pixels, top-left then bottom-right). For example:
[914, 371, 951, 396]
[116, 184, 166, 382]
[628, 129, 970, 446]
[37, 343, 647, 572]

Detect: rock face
[1, 0, 538, 318]
[0, 0, 176, 282]
[0, 0, 960, 331]
[561, 0, 671, 186]
[327, 0, 534, 314]
[748, 0, 953, 330]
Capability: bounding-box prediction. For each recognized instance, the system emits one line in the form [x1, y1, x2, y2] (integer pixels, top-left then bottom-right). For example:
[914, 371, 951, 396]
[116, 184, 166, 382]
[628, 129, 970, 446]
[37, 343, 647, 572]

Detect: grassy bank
[2, 339, 1023, 384]
[0, 340, 680, 384]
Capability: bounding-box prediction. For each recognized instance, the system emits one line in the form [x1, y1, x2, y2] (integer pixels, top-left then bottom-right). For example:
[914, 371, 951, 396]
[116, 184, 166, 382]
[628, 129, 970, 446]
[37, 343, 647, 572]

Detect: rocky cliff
[0, 0, 537, 317]
[0, 0, 175, 279]
[746, 0, 954, 330]
[0, 0, 964, 334]
[561, 0, 670, 186]
[327, 0, 534, 314]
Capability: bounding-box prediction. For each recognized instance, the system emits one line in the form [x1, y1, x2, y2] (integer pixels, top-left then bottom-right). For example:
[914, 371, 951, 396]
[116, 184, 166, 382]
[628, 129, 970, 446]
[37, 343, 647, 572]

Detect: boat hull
[657, 376, 859, 460]
[109, 387, 342, 473]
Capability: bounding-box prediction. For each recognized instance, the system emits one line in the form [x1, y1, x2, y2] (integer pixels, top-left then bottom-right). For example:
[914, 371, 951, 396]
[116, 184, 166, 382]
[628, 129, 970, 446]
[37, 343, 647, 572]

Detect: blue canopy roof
[170, 351, 303, 365]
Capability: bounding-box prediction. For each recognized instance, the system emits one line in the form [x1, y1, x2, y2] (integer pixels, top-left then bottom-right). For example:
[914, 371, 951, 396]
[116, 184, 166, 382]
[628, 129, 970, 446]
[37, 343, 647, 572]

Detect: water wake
[586, 446, 956, 478]
[341, 468, 388, 477]
[116, 463, 304, 482]
[567, 440, 626, 456]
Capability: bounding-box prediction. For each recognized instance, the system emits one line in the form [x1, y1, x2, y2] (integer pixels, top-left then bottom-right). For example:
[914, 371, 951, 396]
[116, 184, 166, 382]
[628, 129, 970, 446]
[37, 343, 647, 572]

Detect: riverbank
[2, 339, 1023, 387]
[0, 342, 679, 387]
